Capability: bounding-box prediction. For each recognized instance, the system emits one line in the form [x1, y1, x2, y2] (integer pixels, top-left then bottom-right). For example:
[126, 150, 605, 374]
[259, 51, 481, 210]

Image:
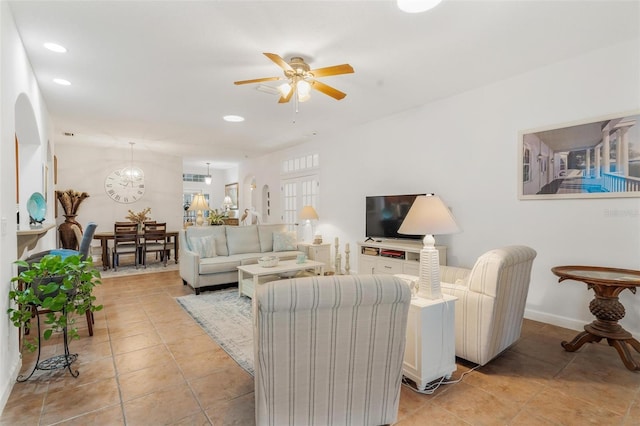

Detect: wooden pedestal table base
[552, 265, 640, 371]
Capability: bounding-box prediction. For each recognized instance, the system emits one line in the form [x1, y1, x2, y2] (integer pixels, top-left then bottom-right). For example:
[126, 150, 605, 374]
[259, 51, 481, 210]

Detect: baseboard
[0, 357, 21, 416]
[524, 308, 585, 333]
[524, 308, 639, 338]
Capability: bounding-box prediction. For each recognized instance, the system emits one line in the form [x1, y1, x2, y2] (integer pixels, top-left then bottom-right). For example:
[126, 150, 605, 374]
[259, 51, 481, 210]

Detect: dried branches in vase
[55, 189, 89, 216]
[55, 189, 90, 249]
[126, 207, 151, 225]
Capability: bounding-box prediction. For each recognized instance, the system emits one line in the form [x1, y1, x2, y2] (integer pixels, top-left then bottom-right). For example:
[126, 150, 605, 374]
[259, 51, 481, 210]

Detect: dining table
[93, 230, 179, 270]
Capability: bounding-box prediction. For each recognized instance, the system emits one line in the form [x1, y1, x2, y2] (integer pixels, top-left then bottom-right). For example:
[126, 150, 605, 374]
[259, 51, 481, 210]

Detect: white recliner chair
[253, 274, 411, 426]
[440, 245, 537, 366]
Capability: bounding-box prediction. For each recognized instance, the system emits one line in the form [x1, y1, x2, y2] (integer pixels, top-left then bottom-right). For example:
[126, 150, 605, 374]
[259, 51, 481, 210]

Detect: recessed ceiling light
[53, 78, 71, 86]
[223, 115, 245, 122]
[44, 42, 67, 53]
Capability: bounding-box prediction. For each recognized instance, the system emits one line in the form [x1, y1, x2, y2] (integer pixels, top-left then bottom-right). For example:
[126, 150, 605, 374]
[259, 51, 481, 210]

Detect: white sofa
[179, 224, 303, 295]
[440, 245, 537, 366]
[253, 274, 411, 426]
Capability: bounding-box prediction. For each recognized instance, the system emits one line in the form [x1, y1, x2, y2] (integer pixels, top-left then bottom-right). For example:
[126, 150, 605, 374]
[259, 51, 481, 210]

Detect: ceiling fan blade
[263, 53, 294, 72]
[234, 76, 281, 85]
[310, 79, 347, 100]
[310, 64, 354, 78]
[278, 86, 294, 103]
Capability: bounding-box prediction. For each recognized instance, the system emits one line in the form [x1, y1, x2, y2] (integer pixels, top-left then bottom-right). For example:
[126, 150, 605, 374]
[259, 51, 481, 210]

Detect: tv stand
[358, 240, 446, 275]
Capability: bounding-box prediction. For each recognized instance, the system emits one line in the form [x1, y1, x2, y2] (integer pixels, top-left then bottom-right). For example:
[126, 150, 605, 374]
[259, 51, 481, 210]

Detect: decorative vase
[59, 215, 82, 249]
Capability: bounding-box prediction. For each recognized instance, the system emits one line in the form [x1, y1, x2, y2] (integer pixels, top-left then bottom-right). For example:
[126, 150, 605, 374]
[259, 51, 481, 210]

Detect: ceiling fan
[234, 53, 354, 103]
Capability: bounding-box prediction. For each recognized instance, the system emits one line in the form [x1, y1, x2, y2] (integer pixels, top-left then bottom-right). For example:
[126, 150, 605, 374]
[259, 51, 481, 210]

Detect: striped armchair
[253, 274, 411, 426]
[440, 245, 537, 366]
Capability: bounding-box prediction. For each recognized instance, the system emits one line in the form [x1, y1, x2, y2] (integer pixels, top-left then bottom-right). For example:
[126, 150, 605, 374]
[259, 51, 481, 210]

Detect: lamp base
[195, 211, 205, 226]
[418, 234, 442, 299]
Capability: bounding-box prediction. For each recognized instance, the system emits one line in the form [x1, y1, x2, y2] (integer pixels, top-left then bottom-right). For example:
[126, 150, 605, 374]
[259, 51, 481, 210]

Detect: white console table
[396, 273, 457, 390]
[358, 240, 446, 276]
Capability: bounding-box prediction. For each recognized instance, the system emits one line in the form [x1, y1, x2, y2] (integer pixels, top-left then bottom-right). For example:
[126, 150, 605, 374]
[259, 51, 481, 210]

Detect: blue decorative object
[27, 192, 46, 225]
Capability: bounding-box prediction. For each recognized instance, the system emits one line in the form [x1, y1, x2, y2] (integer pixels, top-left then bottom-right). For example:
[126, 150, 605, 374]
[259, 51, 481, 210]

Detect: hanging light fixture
[124, 142, 142, 181]
[204, 162, 212, 185]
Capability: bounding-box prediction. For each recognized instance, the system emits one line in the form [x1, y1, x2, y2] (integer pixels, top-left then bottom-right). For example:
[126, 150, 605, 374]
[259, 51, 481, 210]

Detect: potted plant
[208, 209, 228, 225]
[8, 254, 103, 352]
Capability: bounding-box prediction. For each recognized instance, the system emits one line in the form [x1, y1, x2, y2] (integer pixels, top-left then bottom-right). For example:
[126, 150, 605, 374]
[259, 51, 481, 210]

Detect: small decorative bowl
[258, 256, 279, 268]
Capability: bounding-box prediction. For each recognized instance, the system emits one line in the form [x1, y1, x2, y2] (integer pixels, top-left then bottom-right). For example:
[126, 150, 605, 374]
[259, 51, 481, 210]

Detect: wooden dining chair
[111, 222, 139, 270]
[142, 222, 167, 267]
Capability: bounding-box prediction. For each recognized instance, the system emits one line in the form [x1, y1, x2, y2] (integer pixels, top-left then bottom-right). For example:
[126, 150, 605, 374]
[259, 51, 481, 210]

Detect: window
[281, 153, 320, 233]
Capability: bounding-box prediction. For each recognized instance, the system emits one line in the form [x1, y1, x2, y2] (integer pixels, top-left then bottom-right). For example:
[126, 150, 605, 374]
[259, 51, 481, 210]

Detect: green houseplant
[8, 254, 103, 352]
[207, 209, 228, 225]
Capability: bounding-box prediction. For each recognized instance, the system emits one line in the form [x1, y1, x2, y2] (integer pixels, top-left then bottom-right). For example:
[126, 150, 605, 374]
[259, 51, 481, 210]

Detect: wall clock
[104, 167, 145, 204]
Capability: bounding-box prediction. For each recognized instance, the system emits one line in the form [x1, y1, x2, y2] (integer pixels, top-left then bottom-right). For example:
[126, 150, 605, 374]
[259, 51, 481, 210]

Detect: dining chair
[142, 222, 167, 267]
[112, 222, 139, 271]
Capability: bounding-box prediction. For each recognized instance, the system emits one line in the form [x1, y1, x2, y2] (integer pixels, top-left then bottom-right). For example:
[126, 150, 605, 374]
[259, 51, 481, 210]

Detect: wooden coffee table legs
[561, 293, 640, 371]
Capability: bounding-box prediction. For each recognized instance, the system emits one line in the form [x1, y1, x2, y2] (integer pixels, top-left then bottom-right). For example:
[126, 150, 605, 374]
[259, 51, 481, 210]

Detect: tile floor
[1, 270, 639, 425]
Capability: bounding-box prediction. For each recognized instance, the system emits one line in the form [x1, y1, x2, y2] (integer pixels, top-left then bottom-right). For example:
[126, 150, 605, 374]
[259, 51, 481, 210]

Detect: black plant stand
[17, 305, 78, 382]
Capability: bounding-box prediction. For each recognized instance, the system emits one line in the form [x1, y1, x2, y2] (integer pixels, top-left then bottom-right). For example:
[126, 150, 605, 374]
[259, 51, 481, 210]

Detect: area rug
[99, 262, 179, 278]
[175, 288, 254, 375]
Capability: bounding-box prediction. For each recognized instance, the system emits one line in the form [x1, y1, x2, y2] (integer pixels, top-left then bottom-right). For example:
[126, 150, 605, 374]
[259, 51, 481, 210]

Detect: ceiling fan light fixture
[397, 0, 443, 13]
[297, 80, 311, 98]
[278, 82, 292, 97]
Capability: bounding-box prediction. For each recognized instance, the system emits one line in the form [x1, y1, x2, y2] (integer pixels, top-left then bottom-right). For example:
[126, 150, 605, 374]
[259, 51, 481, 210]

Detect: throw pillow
[188, 235, 217, 258]
[273, 231, 297, 252]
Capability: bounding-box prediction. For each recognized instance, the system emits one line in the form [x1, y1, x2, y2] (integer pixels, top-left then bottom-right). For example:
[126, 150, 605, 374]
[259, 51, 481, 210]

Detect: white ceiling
[8, 0, 640, 171]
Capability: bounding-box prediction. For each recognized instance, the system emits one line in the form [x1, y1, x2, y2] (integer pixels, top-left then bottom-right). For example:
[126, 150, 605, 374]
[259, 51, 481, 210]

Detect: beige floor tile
[110, 330, 162, 355]
[114, 343, 174, 375]
[52, 404, 125, 425]
[166, 334, 221, 359]
[205, 392, 256, 426]
[40, 377, 121, 425]
[175, 345, 240, 380]
[518, 387, 624, 425]
[123, 382, 201, 425]
[0, 392, 46, 426]
[432, 381, 521, 425]
[118, 362, 185, 401]
[190, 365, 254, 410]
[395, 402, 471, 425]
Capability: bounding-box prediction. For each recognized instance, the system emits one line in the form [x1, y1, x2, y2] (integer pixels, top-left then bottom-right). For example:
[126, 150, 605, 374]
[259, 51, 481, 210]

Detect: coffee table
[238, 259, 325, 298]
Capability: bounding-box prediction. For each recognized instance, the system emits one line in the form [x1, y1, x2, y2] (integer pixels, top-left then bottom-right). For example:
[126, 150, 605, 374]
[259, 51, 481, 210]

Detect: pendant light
[204, 162, 212, 185]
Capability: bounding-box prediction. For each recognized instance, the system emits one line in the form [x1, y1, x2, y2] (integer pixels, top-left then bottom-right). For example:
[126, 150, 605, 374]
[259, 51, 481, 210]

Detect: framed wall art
[225, 182, 238, 210]
[519, 111, 640, 200]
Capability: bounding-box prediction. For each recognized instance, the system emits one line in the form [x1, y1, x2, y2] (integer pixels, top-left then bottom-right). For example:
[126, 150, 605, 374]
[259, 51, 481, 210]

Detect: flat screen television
[365, 194, 424, 240]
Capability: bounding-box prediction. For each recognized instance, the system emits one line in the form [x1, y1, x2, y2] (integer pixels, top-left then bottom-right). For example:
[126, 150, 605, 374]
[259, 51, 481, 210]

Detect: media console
[357, 240, 447, 276]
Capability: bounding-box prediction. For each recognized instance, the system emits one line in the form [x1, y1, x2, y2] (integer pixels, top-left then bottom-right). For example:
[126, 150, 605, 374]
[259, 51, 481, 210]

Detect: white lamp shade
[188, 193, 210, 211]
[299, 205, 319, 221]
[398, 194, 459, 236]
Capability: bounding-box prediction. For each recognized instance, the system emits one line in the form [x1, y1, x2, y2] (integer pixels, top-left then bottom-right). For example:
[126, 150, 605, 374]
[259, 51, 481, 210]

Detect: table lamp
[188, 193, 210, 226]
[299, 205, 319, 243]
[398, 194, 459, 299]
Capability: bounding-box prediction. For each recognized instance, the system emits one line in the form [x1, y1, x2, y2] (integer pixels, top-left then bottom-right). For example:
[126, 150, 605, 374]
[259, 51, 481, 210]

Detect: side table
[298, 242, 331, 272]
[551, 265, 640, 371]
[395, 274, 457, 390]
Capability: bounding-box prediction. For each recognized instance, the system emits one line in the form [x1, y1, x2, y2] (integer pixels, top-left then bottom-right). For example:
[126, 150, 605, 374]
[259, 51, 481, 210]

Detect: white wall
[54, 142, 183, 238]
[239, 38, 640, 337]
[0, 2, 56, 414]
